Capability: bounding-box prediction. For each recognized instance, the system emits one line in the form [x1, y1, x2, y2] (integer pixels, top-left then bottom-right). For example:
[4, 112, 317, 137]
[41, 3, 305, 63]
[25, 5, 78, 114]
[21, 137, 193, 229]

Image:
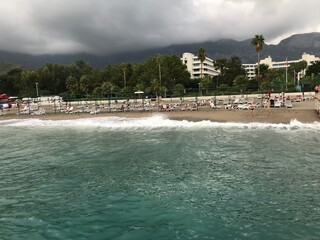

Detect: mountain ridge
[1, 32, 320, 69]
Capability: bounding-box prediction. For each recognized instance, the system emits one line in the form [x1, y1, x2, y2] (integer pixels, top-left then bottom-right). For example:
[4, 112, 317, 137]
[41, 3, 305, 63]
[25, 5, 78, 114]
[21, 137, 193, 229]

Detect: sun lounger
[31, 108, 46, 115]
[274, 101, 281, 108]
[237, 104, 250, 110]
[303, 95, 313, 101]
[65, 106, 74, 113]
[209, 101, 217, 109]
[285, 100, 293, 108]
[239, 98, 247, 104]
[223, 99, 229, 105]
[225, 104, 234, 109]
[90, 108, 100, 114]
[233, 98, 239, 105]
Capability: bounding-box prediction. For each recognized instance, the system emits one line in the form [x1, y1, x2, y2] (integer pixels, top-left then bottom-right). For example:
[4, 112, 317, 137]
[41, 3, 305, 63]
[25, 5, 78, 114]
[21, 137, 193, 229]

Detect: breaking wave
[0, 115, 320, 132]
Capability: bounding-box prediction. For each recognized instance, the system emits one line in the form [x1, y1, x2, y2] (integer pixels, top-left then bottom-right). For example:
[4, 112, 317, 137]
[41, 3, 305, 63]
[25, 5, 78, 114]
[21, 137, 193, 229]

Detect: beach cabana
[134, 90, 144, 109]
[134, 90, 144, 100]
[134, 90, 144, 95]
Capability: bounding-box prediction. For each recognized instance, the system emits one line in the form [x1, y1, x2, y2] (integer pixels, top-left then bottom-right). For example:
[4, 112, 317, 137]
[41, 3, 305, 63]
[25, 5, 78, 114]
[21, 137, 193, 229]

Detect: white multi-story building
[181, 52, 220, 79]
[243, 52, 320, 79]
[242, 63, 257, 80]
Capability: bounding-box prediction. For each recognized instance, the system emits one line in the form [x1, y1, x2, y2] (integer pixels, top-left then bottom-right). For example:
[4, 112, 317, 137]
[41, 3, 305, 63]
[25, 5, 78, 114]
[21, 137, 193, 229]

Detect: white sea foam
[0, 115, 319, 131]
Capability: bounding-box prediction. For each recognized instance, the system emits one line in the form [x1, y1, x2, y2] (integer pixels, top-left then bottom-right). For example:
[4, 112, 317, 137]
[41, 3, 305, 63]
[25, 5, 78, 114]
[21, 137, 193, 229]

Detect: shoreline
[1, 106, 319, 124]
[1, 97, 319, 124]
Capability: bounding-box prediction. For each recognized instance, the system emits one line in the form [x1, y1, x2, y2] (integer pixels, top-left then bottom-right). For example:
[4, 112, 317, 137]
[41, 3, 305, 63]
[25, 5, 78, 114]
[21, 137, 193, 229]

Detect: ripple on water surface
[0, 118, 320, 239]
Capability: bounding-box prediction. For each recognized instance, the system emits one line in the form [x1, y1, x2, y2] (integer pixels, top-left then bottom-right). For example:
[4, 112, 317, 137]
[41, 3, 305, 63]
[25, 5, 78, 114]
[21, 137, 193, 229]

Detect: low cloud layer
[1, 0, 319, 55]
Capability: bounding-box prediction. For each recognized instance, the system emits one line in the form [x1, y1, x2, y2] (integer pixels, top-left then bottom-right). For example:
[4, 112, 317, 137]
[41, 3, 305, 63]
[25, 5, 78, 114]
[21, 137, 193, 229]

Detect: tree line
[0, 55, 192, 99]
[1, 36, 320, 100]
[0, 54, 248, 99]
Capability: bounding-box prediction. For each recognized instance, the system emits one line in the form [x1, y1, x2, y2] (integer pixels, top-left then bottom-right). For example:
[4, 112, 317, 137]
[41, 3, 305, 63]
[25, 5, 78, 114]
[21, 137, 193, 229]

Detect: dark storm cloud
[0, 0, 319, 55]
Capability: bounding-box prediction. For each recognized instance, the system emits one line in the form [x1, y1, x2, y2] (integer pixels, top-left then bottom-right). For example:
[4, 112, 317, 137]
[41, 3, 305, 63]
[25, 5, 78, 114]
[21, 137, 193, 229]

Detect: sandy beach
[1, 98, 319, 123]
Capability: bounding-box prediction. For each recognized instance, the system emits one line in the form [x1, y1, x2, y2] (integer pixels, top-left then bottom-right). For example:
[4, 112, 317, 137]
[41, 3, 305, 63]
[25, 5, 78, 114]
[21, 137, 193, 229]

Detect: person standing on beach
[267, 99, 271, 115]
[250, 102, 255, 117]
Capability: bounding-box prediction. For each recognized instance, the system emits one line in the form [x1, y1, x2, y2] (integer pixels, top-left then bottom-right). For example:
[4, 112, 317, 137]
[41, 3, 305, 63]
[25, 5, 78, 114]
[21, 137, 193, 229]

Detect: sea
[0, 115, 320, 240]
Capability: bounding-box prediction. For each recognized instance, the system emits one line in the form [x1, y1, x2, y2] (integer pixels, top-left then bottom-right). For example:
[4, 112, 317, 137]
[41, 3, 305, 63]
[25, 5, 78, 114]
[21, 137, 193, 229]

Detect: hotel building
[182, 52, 319, 81]
[181, 52, 220, 79]
[243, 52, 320, 80]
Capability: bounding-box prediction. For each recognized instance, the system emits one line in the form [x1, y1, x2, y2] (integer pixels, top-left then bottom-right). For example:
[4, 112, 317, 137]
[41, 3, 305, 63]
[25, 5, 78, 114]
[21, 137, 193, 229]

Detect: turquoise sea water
[0, 116, 320, 240]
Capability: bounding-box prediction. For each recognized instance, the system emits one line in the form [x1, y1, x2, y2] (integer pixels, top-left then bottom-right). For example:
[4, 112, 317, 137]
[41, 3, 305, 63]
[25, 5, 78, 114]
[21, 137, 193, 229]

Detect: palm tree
[80, 75, 91, 95]
[66, 76, 78, 94]
[101, 81, 116, 95]
[157, 54, 162, 94]
[150, 78, 160, 97]
[251, 35, 265, 80]
[197, 48, 206, 79]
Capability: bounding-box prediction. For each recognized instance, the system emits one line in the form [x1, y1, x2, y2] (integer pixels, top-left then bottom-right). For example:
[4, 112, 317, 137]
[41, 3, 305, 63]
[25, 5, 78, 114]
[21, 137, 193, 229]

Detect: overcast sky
[1, 0, 320, 55]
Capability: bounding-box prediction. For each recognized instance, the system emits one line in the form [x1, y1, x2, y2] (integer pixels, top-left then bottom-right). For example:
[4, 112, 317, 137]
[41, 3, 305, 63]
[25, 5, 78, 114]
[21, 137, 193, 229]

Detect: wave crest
[0, 115, 319, 131]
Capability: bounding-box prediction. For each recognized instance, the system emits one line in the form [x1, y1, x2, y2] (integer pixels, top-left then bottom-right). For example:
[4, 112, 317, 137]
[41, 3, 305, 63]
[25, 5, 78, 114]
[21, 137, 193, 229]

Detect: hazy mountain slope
[0, 32, 319, 69]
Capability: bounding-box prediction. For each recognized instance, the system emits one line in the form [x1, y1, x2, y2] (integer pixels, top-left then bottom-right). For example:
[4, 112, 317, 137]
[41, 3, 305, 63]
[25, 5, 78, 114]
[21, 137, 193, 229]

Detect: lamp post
[35, 82, 39, 108]
[157, 54, 162, 97]
[198, 82, 201, 96]
[123, 68, 126, 89]
[35, 82, 39, 98]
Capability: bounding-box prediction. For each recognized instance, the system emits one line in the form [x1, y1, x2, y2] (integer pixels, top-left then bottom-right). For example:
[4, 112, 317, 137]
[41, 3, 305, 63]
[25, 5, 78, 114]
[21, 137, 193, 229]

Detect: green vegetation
[197, 48, 206, 79]
[1, 50, 319, 100]
[302, 61, 320, 89]
[0, 56, 191, 100]
[251, 34, 265, 80]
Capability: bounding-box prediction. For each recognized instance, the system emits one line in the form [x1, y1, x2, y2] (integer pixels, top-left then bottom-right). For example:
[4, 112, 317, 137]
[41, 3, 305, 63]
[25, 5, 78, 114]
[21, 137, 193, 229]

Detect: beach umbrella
[0, 93, 9, 99]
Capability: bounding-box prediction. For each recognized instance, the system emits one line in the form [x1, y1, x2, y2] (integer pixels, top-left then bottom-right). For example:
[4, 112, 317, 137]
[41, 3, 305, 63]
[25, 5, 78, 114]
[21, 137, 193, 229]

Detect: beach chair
[209, 101, 217, 109]
[20, 105, 32, 114]
[66, 106, 74, 113]
[285, 100, 293, 108]
[222, 98, 229, 105]
[233, 98, 239, 108]
[262, 99, 268, 108]
[31, 108, 46, 115]
[225, 104, 233, 109]
[190, 105, 197, 111]
[90, 108, 100, 115]
[295, 95, 302, 102]
[238, 104, 250, 110]
[239, 98, 247, 104]
[274, 100, 281, 108]
[181, 104, 188, 111]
